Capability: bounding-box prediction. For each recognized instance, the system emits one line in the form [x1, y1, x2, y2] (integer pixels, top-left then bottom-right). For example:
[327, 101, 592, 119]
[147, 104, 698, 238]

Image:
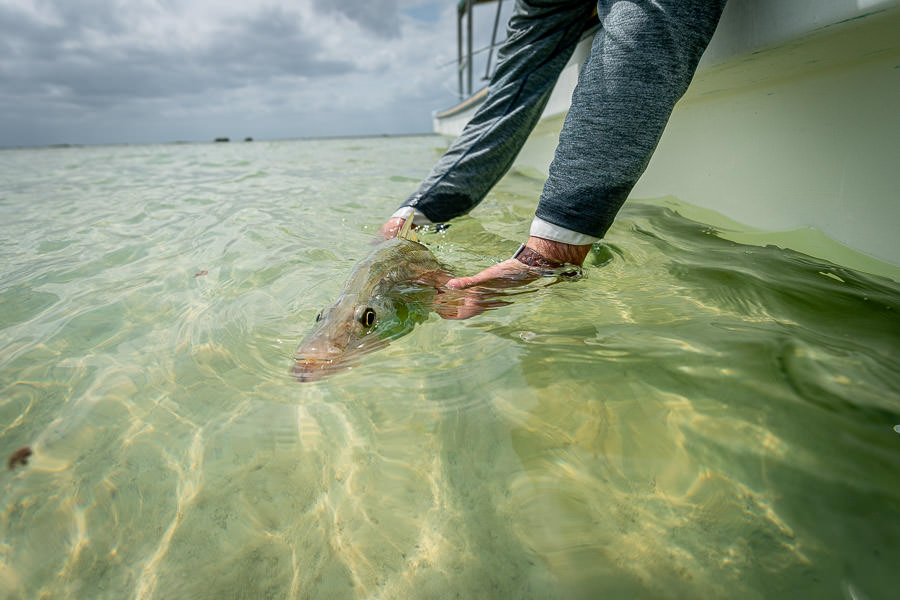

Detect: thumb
[445, 263, 510, 288]
[445, 274, 482, 290]
[445, 259, 539, 290]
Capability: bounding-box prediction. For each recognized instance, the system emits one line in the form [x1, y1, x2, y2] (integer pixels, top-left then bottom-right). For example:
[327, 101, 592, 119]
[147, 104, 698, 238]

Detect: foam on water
[1, 137, 898, 599]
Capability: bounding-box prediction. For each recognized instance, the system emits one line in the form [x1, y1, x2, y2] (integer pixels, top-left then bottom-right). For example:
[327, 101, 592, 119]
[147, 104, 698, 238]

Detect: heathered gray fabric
[401, 0, 727, 239]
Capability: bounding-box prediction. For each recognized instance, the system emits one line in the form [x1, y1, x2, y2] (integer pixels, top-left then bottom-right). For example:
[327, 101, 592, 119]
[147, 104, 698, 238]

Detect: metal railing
[456, 0, 506, 99]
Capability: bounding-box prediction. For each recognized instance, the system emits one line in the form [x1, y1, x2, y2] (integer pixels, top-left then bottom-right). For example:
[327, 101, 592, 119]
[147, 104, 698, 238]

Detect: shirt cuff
[529, 217, 600, 245]
[391, 206, 433, 225]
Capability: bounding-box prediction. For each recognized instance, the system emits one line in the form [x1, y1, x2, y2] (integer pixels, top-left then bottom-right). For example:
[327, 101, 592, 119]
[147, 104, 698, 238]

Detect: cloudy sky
[1, 0, 509, 147]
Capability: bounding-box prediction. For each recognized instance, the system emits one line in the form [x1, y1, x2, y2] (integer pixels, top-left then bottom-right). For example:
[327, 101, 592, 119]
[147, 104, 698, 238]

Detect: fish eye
[359, 307, 376, 328]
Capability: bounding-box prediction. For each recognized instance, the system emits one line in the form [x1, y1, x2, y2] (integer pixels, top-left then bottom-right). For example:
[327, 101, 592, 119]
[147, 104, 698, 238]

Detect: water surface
[1, 137, 898, 599]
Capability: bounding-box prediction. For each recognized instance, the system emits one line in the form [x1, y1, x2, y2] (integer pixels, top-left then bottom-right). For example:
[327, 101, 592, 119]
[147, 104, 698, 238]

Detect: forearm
[536, 0, 728, 239]
[399, 0, 596, 224]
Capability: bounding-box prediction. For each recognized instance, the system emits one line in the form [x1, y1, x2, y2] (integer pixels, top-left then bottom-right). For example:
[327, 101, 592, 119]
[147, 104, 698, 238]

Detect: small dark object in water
[194, 270, 208, 277]
[244, 137, 253, 142]
[8, 446, 32, 470]
[214, 137, 229, 143]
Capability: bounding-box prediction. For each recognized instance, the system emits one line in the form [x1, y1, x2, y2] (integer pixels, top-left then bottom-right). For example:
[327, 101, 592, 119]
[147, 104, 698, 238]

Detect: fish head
[292, 292, 396, 382]
[292, 234, 448, 382]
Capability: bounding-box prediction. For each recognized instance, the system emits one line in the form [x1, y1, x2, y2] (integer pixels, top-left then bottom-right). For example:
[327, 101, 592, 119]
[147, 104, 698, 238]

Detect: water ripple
[1, 139, 898, 599]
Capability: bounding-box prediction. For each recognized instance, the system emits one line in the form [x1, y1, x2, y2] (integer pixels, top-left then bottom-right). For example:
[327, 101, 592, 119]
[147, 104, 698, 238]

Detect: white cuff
[391, 206, 433, 225]
[529, 217, 600, 245]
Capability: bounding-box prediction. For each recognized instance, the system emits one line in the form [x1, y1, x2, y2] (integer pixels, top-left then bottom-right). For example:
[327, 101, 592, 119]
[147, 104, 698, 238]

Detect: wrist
[525, 236, 591, 266]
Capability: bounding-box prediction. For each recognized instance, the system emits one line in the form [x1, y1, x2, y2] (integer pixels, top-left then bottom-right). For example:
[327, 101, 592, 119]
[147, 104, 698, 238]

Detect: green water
[1, 136, 898, 599]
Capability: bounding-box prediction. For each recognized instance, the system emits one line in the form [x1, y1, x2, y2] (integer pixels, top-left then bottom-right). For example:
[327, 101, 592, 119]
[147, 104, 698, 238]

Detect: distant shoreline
[0, 131, 438, 151]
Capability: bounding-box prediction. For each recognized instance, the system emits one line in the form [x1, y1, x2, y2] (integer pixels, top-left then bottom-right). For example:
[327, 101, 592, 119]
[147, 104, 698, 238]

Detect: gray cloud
[0, 0, 456, 146]
[313, 0, 401, 39]
[0, 1, 354, 111]
[207, 7, 355, 81]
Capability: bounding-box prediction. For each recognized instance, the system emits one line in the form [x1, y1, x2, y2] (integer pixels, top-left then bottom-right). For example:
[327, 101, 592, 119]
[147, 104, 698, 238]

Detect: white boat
[434, 0, 900, 278]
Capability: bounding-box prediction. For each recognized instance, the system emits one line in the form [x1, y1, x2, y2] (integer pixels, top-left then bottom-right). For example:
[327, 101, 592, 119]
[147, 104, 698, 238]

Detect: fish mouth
[291, 355, 345, 382]
[292, 338, 390, 383]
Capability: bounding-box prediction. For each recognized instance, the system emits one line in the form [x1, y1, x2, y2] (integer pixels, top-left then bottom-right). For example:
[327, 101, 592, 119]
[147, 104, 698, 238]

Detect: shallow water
[1, 136, 898, 599]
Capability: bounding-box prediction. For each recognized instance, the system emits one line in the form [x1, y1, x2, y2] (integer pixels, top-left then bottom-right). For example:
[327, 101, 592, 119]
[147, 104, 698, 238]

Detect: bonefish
[293, 220, 455, 381]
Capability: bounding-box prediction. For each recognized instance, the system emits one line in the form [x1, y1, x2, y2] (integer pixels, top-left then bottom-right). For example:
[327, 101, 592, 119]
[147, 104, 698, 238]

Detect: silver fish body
[293, 236, 451, 381]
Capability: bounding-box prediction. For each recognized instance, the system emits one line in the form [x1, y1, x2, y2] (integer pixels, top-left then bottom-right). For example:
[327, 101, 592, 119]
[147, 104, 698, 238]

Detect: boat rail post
[457, 2, 464, 99]
[484, 0, 503, 81]
[466, 0, 473, 96]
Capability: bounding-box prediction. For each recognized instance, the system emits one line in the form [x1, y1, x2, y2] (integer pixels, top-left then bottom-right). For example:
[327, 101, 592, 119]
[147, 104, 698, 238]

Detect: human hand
[435, 236, 590, 320]
[445, 236, 591, 290]
[444, 258, 542, 290]
[377, 217, 406, 240]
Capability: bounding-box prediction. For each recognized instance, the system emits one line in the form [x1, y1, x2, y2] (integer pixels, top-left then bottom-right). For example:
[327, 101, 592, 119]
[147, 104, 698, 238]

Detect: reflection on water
[1, 138, 899, 599]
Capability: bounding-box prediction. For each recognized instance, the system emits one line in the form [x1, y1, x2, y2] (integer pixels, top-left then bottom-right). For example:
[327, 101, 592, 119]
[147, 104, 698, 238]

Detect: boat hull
[433, 1, 900, 275]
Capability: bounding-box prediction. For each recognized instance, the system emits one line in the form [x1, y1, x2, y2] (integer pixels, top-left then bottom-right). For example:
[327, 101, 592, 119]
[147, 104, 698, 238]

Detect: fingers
[445, 262, 508, 290]
[444, 275, 477, 290]
[432, 288, 512, 320]
[433, 294, 488, 320]
[377, 217, 405, 240]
